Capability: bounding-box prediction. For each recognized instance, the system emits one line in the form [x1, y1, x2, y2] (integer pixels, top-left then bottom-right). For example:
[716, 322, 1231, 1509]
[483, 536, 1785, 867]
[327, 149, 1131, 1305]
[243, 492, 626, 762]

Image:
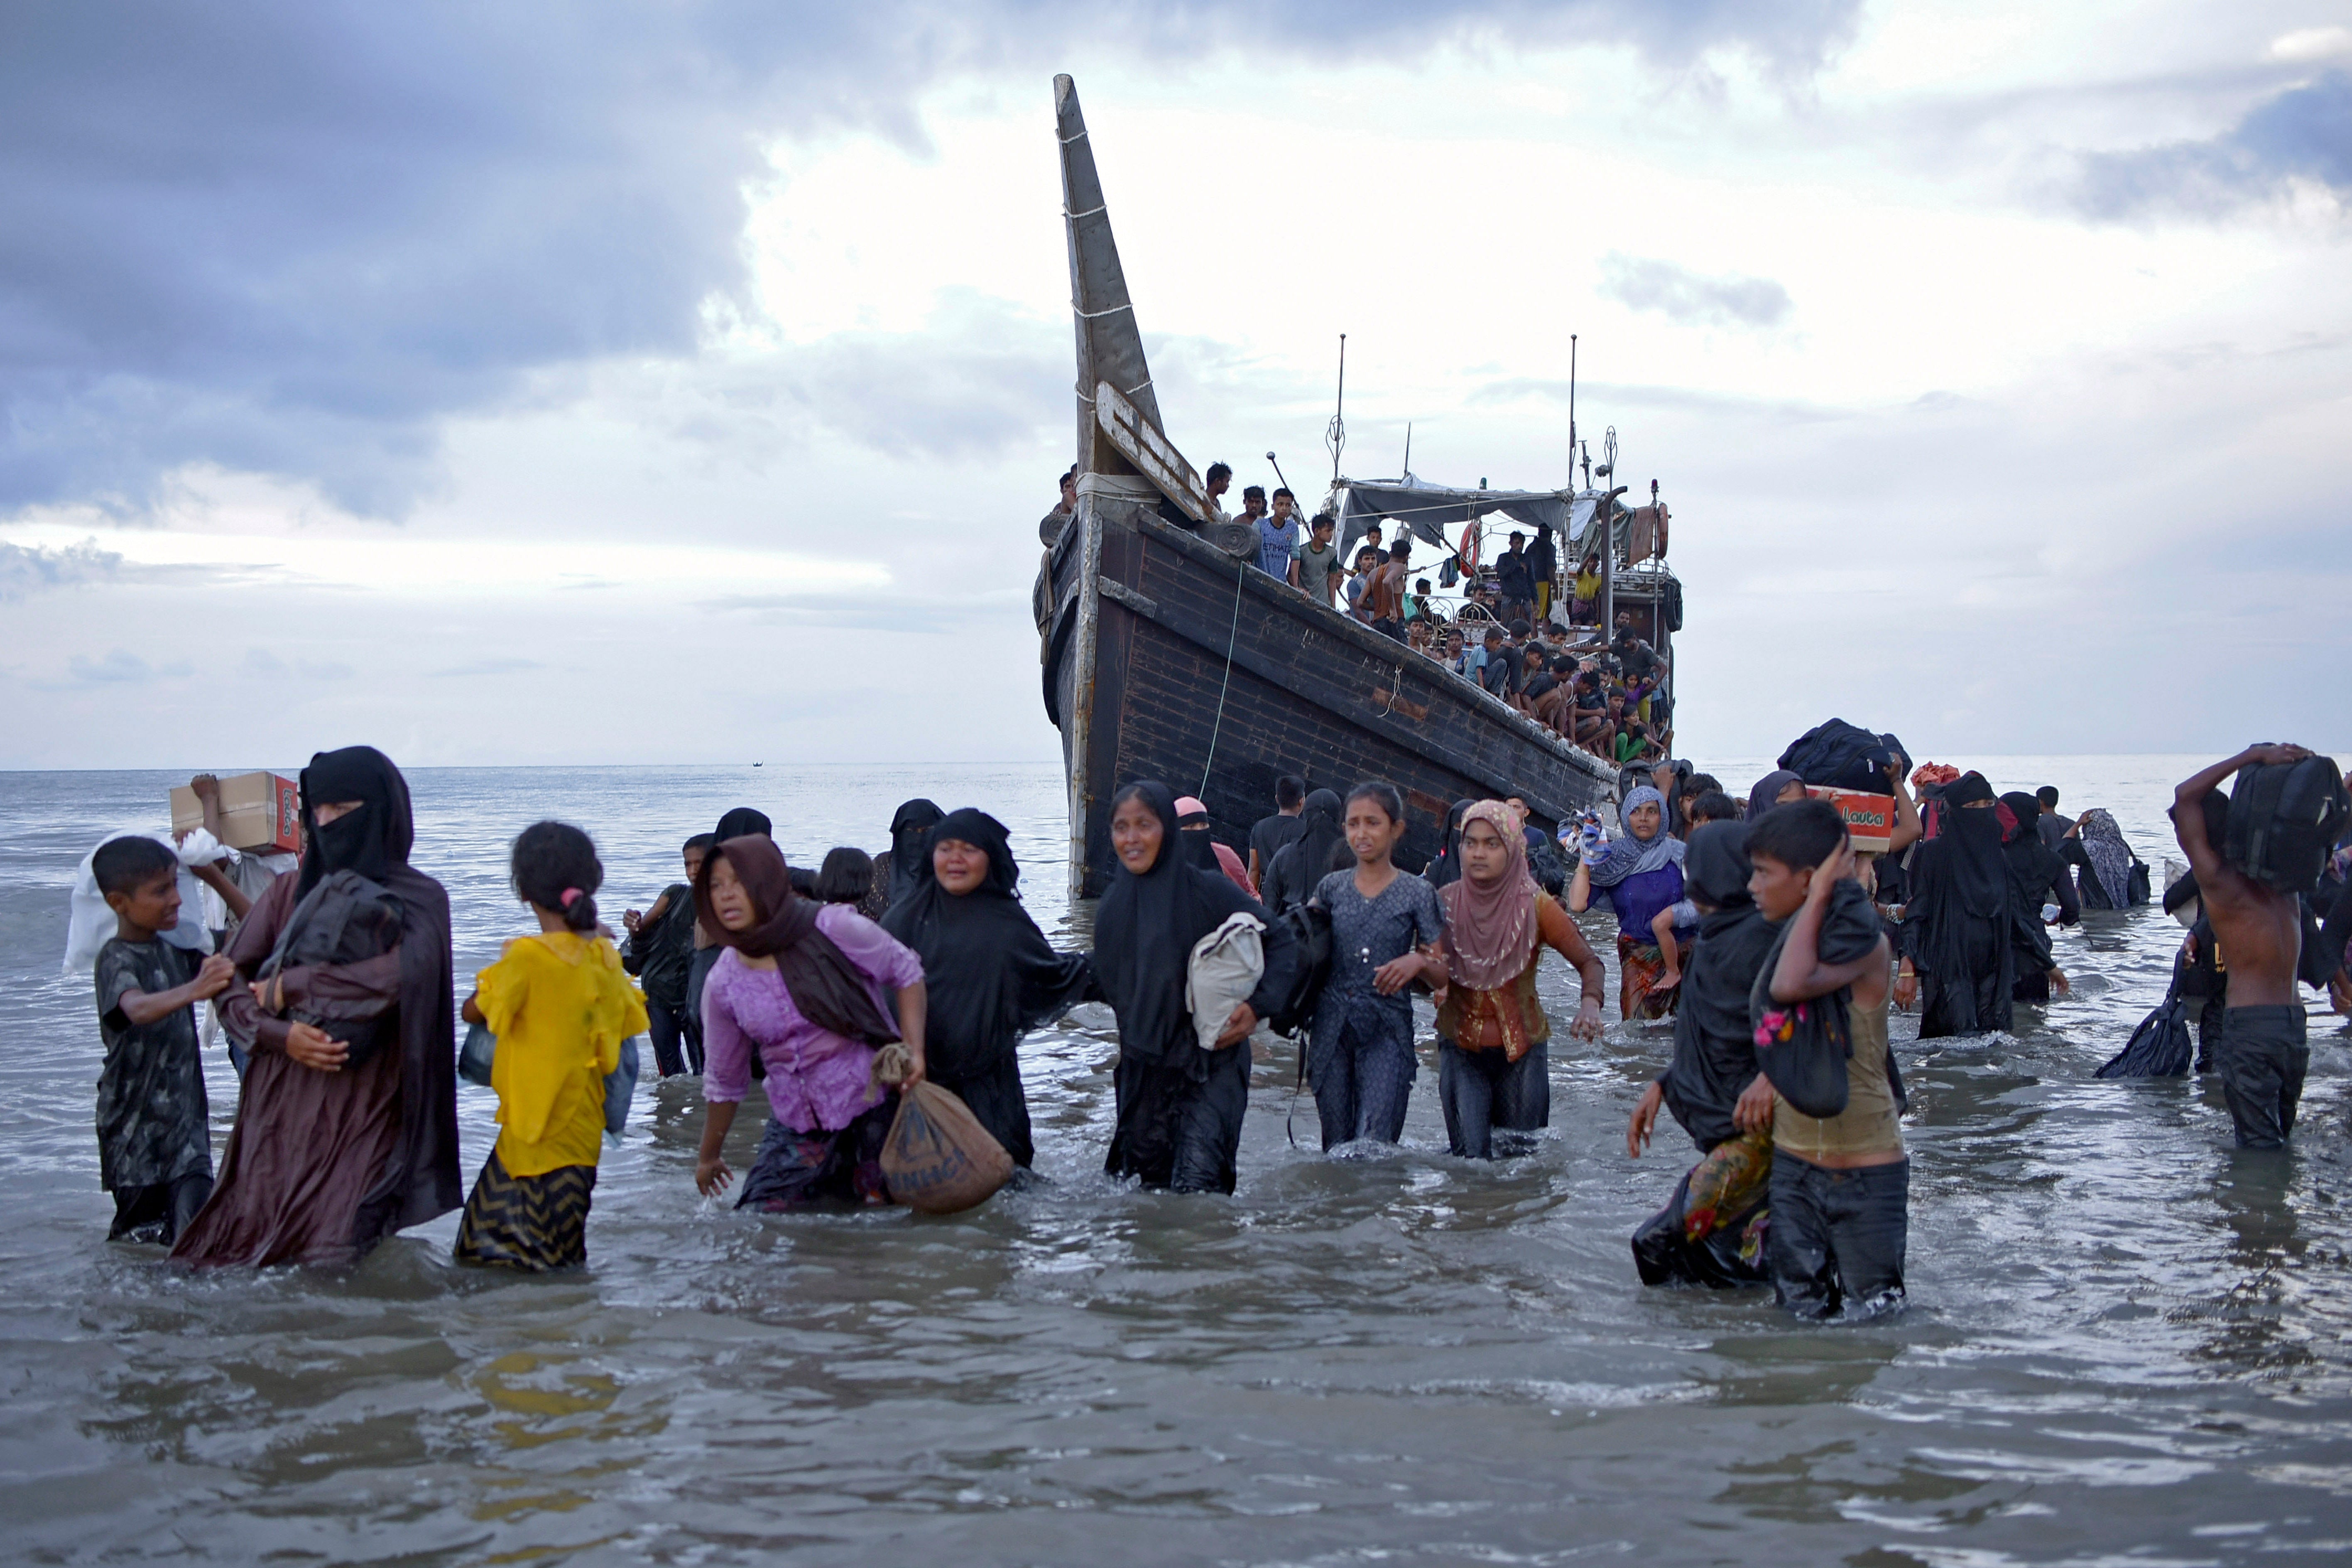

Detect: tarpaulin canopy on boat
[1332, 480, 1580, 563]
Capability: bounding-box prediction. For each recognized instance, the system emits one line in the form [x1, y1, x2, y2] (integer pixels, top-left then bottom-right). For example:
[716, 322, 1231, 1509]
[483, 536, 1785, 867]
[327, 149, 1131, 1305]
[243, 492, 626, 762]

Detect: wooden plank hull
[1045, 500, 1618, 898]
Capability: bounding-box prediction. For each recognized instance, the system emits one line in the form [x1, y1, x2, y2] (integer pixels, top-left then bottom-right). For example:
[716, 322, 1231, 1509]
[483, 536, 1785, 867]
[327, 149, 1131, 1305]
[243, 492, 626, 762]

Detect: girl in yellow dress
[456, 821, 647, 1270]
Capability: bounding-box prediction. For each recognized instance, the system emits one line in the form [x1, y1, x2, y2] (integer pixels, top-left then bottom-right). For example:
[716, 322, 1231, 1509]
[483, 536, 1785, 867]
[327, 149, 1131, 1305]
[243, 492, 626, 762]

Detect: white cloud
[0, 4, 2345, 769]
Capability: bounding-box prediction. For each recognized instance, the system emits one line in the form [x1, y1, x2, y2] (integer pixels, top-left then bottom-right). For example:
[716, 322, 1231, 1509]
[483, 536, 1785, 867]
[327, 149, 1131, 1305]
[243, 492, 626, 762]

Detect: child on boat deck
[90, 836, 235, 1245]
[456, 821, 647, 1271]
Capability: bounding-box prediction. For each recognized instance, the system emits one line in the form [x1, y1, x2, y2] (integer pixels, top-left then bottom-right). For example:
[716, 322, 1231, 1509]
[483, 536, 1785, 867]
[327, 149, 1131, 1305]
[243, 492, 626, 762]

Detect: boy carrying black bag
[1746, 801, 1903, 1321]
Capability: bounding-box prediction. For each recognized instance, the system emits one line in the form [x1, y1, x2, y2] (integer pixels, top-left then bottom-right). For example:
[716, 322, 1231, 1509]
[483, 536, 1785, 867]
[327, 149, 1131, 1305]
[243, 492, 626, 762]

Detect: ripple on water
[0, 760, 2347, 1565]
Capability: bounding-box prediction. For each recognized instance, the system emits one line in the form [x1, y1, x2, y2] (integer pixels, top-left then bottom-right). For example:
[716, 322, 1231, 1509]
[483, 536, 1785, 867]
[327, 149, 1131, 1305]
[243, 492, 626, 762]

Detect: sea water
[0, 758, 2346, 1564]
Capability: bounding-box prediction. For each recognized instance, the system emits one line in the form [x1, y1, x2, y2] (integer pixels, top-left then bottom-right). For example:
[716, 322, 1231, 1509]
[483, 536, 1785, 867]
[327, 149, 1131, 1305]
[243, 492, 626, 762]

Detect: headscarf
[714, 806, 771, 841]
[1744, 770, 1805, 824]
[1659, 758, 1696, 836]
[186, 745, 462, 1257]
[1439, 801, 1541, 991]
[886, 799, 943, 908]
[1174, 796, 1219, 872]
[1586, 785, 1685, 890]
[2078, 809, 2134, 907]
[1910, 771, 2004, 921]
[1267, 788, 1346, 911]
[1091, 781, 1266, 1071]
[1423, 798, 1478, 890]
[296, 745, 412, 899]
[881, 808, 1089, 1083]
[1662, 822, 1778, 1152]
[694, 835, 898, 1045]
[1999, 791, 2065, 948]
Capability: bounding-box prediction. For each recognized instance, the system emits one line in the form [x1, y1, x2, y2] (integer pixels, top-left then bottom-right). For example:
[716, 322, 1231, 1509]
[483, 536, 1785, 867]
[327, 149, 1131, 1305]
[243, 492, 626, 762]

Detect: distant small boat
[752, 762, 763, 768]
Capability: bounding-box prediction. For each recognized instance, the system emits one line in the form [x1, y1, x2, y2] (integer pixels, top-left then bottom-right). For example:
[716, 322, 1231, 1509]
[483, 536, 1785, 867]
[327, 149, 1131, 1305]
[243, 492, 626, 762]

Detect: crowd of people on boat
[1044, 466, 1673, 768]
[74, 739, 2350, 1324]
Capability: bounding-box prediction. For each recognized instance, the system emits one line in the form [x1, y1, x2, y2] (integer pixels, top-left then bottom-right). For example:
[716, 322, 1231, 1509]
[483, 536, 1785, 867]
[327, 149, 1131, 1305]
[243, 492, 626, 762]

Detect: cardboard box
[1805, 786, 1896, 854]
[169, 772, 302, 854]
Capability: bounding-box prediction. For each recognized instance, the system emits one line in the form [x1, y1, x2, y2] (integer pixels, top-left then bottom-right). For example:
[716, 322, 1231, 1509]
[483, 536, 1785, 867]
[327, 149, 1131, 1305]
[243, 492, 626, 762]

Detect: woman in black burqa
[882, 808, 1090, 1169]
[1260, 788, 1347, 914]
[1999, 791, 2070, 1005]
[174, 746, 460, 1267]
[1626, 822, 1779, 1287]
[1089, 782, 1298, 1193]
[885, 799, 944, 909]
[1909, 771, 2014, 1037]
[1420, 798, 1480, 890]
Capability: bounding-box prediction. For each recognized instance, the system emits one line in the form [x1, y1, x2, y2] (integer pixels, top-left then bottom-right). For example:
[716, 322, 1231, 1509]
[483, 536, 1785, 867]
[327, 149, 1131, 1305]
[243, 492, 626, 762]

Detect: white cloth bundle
[61, 826, 216, 973]
[1185, 911, 1267, 1051]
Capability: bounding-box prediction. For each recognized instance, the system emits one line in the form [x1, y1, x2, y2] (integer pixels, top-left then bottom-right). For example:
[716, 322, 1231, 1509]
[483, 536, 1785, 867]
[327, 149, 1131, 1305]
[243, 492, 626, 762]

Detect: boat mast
[1059, 74, 1160, 479]
[1325, 333, 1347, 483]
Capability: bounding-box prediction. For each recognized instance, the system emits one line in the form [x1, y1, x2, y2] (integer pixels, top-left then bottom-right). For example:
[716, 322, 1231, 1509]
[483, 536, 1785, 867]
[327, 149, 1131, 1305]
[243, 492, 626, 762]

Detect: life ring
[1458, 523, 1481, 573]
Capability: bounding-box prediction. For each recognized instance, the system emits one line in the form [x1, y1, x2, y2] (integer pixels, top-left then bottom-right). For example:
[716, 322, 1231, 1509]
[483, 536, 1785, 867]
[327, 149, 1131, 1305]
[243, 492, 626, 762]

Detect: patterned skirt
[1617, 935, 1682, 1021]
[453, 1151, 596, 1272]
[735, 1097, 897, 1211]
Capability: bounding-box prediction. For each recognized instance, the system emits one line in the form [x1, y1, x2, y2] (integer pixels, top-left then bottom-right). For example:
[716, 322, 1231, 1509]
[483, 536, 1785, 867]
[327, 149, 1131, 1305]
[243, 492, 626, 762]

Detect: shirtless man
[2171, 744, 2320, 1148]
[1367, 540, 1412, 641]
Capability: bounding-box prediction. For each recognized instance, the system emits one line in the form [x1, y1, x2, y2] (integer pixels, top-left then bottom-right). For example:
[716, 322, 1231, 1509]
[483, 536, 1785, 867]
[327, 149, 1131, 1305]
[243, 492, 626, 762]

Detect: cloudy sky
[3, 1, 2346, 771]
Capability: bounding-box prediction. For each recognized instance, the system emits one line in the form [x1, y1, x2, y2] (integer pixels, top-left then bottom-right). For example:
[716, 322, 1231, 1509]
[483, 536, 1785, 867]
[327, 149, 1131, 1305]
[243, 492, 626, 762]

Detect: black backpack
[1264, 900, 1333, 1038]
[2225, 755, 2350, 895]
[1778, 718, 1910, 793]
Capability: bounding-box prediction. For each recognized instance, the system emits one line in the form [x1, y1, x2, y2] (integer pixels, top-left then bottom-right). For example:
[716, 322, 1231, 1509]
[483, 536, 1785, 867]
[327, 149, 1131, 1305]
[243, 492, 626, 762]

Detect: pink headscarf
[1438, 800, 1541, 991]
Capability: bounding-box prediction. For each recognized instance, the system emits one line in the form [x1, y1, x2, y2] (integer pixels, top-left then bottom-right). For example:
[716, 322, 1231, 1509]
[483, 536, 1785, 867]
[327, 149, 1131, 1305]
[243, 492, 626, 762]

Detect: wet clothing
[1421, 799, 1479, 892]
[1632, 1148, 1770, 1289]
[454, 1152, 595, 1270]
[2216, 1005, 2308, 1149]
[1248, 812, 1308, 883]
[1910, 777, 2014, 1038]
[701, 914, 920, 1128]
[623, 884, 697, 1009]
[2000, 793, 2066, 1006]
[1262, 790, 1345, 915]
[1768, 1155, 1908, 1320]
[626, 882, 701, 1077]
[885, 800, 944, 912]
[1437, 1039, 1548, 1160]
[1656, 830, 1777, 1153]
[1774, 999, 1904, 1164]
[737, 1093, 896, 1209]
[1090, 783, 1297, 1193]
[110, 1175, 215, 1247]
[93, 938, 213, 1217]
[882, 808, 1090, 1168]
[175, 747, 460, 1269]
[1308, 868, 1446, 1149]
[475, 931, 643, 1179]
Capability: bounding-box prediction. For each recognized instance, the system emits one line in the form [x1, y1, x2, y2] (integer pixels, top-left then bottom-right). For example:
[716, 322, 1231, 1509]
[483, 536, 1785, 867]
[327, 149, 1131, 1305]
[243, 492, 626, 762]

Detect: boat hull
[1043, 498, 1618, 897]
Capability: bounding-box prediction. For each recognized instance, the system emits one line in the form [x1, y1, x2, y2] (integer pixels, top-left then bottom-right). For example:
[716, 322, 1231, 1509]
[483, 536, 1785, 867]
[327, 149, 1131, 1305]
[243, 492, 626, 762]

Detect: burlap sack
[871, 1046, 1014, 1214]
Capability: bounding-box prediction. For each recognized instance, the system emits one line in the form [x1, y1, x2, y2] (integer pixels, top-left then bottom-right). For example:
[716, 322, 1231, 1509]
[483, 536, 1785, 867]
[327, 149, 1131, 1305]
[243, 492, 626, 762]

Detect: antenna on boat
[1325, 334, 1347, 482]
[1265, 450, 1294, 498]
[1402, 421, 1412, 478]
[1567, 333, 1578, 489]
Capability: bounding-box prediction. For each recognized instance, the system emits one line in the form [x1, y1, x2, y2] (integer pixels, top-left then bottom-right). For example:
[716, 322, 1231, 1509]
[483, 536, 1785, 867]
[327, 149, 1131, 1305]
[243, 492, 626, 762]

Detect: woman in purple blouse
[692, 835, 928, 1209]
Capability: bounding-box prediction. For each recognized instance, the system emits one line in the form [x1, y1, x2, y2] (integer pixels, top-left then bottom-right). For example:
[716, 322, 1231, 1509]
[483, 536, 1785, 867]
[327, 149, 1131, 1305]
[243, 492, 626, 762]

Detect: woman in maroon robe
[173, 747, 459, 1268]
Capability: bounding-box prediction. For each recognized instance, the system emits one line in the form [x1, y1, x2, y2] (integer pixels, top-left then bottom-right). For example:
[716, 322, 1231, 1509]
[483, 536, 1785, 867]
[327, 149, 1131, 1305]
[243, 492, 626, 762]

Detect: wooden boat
[1037, 75, 1640, 898]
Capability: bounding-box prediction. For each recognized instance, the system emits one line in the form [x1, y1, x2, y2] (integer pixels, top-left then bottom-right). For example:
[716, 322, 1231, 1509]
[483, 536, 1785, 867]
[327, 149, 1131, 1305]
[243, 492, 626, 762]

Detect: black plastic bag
[1745, 883, 1884, 1119]
[2095, 981, 2192, 1078]
[1778, 719, 1910, 793]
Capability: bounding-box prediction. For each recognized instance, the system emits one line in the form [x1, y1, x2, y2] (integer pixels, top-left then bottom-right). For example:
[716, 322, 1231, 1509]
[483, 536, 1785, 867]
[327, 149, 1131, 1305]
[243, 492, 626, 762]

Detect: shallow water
[2, 757, 2347, 1566]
